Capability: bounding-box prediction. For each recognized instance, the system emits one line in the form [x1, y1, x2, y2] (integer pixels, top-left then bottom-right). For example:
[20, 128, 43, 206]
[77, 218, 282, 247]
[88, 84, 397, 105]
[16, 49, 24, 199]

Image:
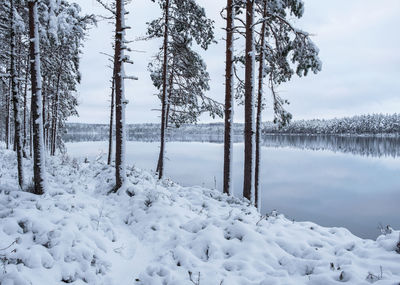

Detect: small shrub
[304, 265, 314, 276]
[144, 193, 158, 208]
[25, 181, 35, 194]
[188, 271, 201, 285]
[126, 189, 135, 197]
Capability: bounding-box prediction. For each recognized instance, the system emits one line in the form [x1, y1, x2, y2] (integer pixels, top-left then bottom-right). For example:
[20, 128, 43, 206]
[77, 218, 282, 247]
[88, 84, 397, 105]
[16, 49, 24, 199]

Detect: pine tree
[96, 0, 117, 166]
[22, 54, 29, 157]
[147, 0, 217, 179]
[231, 0, 321, 206]
[254, 0, 267, 208]
[108, 66, 115, 165]
[37, 1, 94, 156]
[252, 0, 322, 207]
[10, 0, 24, 188]
[149, 38, 221, 128]
[96, 0, 135, 189]
[156, 0, 169, 180]
[0, 1, 12, 150]
[28, 0, 46, 195]
[223, 0, 236, 196]
[243, 0, 256, 203]
[114, 0, 128, 190]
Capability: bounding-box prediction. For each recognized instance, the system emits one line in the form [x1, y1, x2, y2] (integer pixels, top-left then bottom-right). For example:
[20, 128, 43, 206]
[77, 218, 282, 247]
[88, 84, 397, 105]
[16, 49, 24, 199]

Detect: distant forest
[65, 113, 400, 141]
[263, 113, 400, 135]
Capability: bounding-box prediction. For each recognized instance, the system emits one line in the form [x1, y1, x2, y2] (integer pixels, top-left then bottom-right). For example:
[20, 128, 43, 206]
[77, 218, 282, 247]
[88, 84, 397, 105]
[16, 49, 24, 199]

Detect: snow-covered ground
[0, 147, 399, 285]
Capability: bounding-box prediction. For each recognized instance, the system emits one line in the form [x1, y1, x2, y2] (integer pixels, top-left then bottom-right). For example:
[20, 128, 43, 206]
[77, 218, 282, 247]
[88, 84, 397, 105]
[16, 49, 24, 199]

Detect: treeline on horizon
[65, 113, 400, 137]
[264, 113, 400, 135]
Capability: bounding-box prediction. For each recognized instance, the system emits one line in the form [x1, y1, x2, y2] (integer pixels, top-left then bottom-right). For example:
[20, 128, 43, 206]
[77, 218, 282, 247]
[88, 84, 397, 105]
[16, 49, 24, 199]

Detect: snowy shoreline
[1, 147, 399, 284]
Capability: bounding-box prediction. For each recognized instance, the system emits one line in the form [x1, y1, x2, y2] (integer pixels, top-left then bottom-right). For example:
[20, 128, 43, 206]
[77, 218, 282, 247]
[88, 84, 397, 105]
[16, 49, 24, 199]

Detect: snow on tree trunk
[46, 90, 51, 150]
[243, 0, 256, 203]
[29, 110, 32, 157]
[42, 77, 47, 149]
[10, 0, 24, 188]
[23, 54, 29, 157]
[223, 0, 235, 196]
[108, 75, 115, 166]
[29, 0, 46, 195]
[114, 0, 127, 190]
[255, 0, 267, 210]
[1, 79, 8, 146]
[5, 79, 10, 149]
[157, 0, 170, 180]
[50, 70, 61, 156]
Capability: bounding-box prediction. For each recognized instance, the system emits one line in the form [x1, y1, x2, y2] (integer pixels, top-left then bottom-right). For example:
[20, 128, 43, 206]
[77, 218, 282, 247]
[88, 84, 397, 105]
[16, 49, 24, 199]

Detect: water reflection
[65, 140, 400, 239]
[64, 130, 400, 240]
[260, 135, 400, 158]
[64, 133, 400, 158]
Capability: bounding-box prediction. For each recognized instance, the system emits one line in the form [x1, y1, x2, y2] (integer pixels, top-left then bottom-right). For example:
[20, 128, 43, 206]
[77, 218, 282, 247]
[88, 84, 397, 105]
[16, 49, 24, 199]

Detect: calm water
[65, 135, 400, 239]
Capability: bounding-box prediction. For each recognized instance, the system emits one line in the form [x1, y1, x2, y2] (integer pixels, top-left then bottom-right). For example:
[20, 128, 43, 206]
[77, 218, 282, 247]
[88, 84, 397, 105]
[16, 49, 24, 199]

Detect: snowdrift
[0, 147, 399, 285]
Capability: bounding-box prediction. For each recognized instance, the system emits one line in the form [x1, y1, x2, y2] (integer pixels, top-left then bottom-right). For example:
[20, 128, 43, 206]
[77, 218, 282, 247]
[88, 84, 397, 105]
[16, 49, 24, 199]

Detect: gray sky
[69, 0, 400, 124]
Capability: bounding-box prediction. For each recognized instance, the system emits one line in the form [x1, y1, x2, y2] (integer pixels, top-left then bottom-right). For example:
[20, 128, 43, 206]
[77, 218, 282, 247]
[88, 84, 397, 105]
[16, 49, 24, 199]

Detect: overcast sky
[69, 0, 400, 124]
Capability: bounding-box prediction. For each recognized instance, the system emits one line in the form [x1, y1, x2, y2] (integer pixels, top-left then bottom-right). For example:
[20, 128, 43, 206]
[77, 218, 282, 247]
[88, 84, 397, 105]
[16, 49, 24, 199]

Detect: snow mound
[0, 147, 399, 285]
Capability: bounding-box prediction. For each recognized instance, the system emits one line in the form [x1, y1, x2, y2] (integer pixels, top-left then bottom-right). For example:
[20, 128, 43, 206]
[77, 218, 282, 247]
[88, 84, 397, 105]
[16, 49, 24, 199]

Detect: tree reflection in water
[64, 132, 400, 158]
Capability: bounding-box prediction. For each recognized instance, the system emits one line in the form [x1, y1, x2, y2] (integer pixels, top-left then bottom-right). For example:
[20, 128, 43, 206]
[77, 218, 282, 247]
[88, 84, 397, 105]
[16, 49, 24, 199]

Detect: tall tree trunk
[29, 0, 46, 195]
[254, 0, 267, 209]
[29, 109, 32, 157]
[42, 75, 46, 149]
[10, 0, 24, 188]
[223, 0, 235, 196]
[16, 34, 23, 154]
[107, 72, 115, 165]
[166, 64, 174, 129]
[243, 0, 256, 202]
[5, 79, 10, 149]
[46, 88, 51, 149]
[50, 71, 61, 156]
[114, 0, 127, 190]
[157, 0, 170, 180]
[1, 79, 7, 143]
[23, 55, 29, 157]
[156, 54, 173, 174]
[165, 103, 170, 129]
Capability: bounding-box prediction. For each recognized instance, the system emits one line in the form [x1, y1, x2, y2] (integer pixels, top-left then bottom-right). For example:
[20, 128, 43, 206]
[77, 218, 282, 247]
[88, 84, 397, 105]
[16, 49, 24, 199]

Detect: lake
[65, 135, 400, 239]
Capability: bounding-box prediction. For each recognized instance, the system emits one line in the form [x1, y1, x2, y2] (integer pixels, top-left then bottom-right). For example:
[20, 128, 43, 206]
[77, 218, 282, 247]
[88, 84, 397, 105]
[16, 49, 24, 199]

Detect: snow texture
[0, 145, 399, 284]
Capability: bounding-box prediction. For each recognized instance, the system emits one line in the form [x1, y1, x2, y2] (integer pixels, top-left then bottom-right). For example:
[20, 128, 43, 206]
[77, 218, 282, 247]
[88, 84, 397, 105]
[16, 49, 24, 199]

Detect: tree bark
[157, 0, 170, 180]
[29, 109, 32, 157]
[23, 54, 29, 157]
[46, 84, 51, 149]
[223, 0, 235, 196]
[50, 70, 61, 156]
[243, 0, 256, 202]
[10, 0, 24, 188]
[1, 79, 7, 143]
[166, 62, 174, 129]
[5, 78, 10, 149]
[16, 34, 23, 154]
[255, 0, 267, 209]
[29, 0, 46, 195]
[107, 72, 115, 165]
[42, 76, 46, 148]
[114, 0, 127, 190]
[156, 53, 173, 175]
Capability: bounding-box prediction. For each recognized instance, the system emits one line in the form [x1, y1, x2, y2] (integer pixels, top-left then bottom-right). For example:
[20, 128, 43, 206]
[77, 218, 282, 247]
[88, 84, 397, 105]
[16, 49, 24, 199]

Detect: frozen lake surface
[65, 136, 400, 239]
